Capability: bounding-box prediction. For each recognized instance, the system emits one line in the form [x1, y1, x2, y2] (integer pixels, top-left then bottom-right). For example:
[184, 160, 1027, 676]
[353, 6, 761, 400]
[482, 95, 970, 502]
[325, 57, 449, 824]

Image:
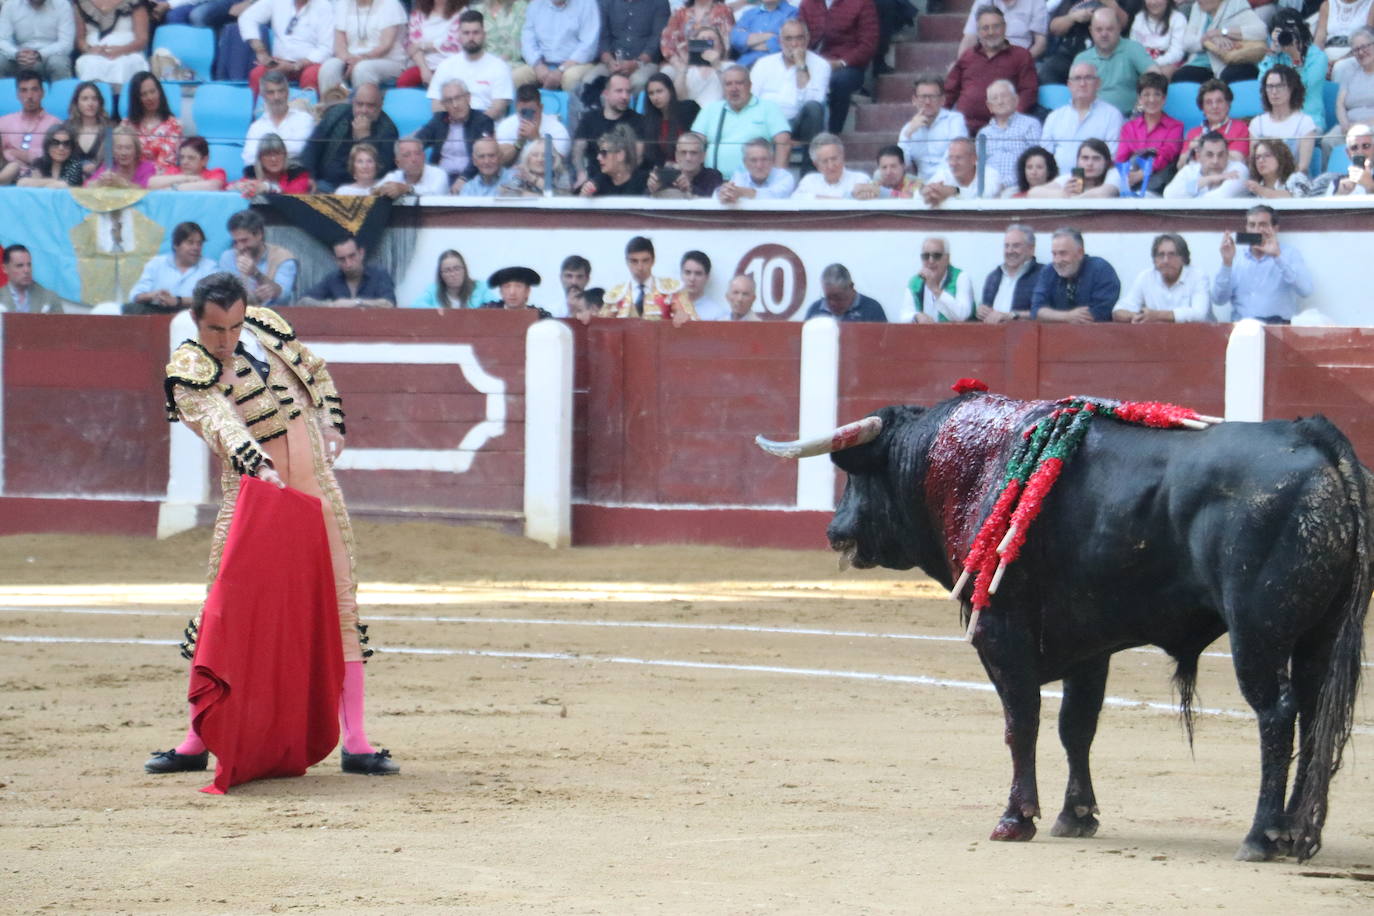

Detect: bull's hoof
[1234, 840, 1277, 862]
[1050, 809, 1100, 838]
[990, 815, 1037, 842]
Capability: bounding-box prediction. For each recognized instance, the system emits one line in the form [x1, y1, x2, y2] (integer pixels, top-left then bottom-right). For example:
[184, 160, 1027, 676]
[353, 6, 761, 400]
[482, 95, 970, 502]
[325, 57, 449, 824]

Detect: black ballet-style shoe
[341, 748, 400, 775]
[144, 749, 209, 774]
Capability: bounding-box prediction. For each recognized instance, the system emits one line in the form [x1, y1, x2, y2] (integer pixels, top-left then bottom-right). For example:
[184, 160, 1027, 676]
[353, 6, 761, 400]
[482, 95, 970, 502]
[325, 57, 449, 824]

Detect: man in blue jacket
[977, 223, 1043, 323]
[1031, 227, 1120, 323]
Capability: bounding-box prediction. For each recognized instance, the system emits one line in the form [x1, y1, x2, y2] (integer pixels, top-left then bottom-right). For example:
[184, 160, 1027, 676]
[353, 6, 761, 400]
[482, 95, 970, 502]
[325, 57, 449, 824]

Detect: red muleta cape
[188, 476, 344, 794]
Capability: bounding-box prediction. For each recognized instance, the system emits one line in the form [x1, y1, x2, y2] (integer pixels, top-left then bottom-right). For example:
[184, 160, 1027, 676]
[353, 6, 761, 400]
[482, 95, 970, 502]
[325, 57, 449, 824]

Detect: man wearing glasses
[898, 236, 976, 323]
[897, 73, 969, 180]
[0, 71, 60, 185]
[242, 69, 318, 167]
[414, 79, 496, 191]
[237, 0, 335, 96]
[1040, 61, 1123, 173]
[1333, 123, 1374, 195]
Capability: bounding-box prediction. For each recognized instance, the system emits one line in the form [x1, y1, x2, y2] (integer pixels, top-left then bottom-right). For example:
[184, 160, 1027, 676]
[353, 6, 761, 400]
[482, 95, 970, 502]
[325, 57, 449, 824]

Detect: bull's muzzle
[754, 415, 884, 459]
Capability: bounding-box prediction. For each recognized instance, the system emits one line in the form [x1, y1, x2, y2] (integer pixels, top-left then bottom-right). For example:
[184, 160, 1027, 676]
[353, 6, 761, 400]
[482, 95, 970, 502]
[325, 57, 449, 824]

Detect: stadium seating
[1037, 84, 1070, 111]
[208, 141, 245, 178]
[193, 83, 254, 145]
[152, 25, 216, 82]
[118, 83, 182, 119]
[1324, 80, 1340, 130]
[1327, 144, 1351, 174]
[0, 79, 17, 117]
[382, 88, 432, 136]
[1230, 80, 1262, 119]
[1164, 82, 1204, 131]
[540, 90, 569, 122]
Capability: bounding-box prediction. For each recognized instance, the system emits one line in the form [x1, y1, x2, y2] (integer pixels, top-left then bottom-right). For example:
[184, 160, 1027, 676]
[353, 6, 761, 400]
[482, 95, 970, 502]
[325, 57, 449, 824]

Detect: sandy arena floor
[0, 522, 1371, 914]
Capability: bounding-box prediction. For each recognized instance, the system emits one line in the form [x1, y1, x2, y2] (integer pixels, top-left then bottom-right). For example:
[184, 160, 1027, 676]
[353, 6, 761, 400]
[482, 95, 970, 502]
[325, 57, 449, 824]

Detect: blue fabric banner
[0, 188, 247, 303]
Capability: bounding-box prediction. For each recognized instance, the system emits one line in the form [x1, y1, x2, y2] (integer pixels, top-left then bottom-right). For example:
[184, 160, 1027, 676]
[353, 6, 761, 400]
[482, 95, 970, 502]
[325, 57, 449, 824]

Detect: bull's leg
[976, 620, 1042, 842]
[1281, 631, 1332, 855]
[1230, 637, 1298, 862]
[1050, 654, 1110, 838]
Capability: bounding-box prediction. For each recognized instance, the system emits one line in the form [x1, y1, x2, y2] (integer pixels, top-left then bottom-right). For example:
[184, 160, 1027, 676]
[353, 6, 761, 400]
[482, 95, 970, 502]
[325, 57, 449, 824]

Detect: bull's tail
[1290, 417, 1371, 862]
[1171, 652, 1200, 751]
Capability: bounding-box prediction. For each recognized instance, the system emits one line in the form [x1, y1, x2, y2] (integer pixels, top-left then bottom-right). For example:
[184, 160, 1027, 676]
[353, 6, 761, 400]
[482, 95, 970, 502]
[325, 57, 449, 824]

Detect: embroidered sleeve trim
[244, 306, 297, 341]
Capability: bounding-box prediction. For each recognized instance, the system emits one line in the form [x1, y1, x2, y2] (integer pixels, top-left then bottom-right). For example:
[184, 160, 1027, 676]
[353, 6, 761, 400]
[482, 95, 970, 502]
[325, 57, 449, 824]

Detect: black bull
[757, 393, 1370, 862]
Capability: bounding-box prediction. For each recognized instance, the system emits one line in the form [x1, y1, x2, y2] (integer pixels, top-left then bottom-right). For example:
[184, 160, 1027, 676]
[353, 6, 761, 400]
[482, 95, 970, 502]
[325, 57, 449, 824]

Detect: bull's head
[757, 406, 937, 573]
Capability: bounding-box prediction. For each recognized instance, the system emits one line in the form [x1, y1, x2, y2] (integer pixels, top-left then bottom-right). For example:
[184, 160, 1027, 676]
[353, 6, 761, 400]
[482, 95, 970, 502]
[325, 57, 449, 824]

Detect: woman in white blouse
[1130, 0, 1187, 77]
[1112, 233, 1213, 324]
[334, 142, 384, 195]
[317, 0, 409, 100]
[1249, 63, 1318, 173]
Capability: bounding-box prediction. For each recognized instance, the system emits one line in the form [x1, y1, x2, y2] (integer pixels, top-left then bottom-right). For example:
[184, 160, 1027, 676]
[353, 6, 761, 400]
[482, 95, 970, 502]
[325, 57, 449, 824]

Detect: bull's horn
[754, 415, 883, 459]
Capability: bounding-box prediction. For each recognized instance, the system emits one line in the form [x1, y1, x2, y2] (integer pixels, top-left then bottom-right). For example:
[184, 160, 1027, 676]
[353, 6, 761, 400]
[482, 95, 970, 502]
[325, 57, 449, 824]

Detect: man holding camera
[496, 84, 572, 165]
[1213, 205, 1312, 324]
[647, 131, 722, 198]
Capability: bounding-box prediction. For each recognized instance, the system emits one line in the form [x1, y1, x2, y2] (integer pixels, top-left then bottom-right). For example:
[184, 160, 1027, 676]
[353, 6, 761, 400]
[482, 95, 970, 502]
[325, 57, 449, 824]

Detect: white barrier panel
[796, 317, 840, 511]
[1224, 319, 1267, 422]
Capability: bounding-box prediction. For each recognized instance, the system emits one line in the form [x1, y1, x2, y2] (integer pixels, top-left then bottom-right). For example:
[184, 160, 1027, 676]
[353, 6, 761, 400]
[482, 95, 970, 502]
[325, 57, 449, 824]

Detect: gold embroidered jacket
[164, 307, 346, 475]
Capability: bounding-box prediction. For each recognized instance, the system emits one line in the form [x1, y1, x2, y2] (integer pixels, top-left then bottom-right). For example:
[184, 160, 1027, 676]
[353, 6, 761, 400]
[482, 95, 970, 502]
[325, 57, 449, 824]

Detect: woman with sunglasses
[17, 125, 86, 188]
[578, 125, 648, 196]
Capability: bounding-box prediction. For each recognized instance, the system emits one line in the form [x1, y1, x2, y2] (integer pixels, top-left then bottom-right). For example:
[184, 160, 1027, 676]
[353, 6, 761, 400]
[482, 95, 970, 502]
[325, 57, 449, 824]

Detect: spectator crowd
[0, 0, 1361, 320]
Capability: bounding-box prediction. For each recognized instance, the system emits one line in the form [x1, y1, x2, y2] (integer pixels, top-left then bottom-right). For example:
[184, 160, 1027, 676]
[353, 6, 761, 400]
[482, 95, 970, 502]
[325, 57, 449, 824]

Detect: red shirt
[944, 43, 1038, 135]
[799, 0, 878, 70]
[1184, 119, 1250, 160]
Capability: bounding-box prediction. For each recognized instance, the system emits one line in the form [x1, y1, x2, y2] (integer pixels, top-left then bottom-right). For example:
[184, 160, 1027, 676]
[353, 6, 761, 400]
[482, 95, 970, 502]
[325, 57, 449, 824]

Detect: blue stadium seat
[1324, 80, 1340, 130]
[540, 89, 569, 122]
[631, 90, 645, 114]
[152, 24, 216, 82]
[1164, 82, 1204, 131]
[382, 87, 432, 135]
[208, 141, 245, 178]
[1326, 144, 1351, 174]
[1037, 84, 1070, 110]
[1230, 80, 1261, 119]
[192, 83, 254, 145]
[0, 79, 18, 117]
[118, 81, 182, 119]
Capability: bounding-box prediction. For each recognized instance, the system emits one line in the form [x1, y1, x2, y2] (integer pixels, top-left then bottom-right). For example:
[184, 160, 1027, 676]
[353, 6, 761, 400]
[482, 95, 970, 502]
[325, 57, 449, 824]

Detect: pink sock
[339, 661, 375, 755]
[174, 709, 206, 755]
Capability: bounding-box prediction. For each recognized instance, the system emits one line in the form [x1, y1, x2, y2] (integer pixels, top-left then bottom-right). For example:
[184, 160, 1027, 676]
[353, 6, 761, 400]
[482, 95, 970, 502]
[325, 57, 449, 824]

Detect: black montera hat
[488, 266, 541, 287]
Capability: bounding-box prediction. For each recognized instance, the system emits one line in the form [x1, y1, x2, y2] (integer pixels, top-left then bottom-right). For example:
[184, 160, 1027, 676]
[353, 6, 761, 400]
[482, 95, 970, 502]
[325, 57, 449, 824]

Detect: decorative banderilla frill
[950, 396, 1222, 640]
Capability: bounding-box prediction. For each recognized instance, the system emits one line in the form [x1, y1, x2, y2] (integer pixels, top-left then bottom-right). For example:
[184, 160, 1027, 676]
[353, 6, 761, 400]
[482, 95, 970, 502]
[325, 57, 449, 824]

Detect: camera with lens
[1276, 28, 1295, 47]
[687, 38, 712, 65]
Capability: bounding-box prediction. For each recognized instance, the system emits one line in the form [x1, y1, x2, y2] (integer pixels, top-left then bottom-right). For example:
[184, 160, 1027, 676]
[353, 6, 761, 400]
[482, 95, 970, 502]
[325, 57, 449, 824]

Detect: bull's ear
[831, 406, 921, 475]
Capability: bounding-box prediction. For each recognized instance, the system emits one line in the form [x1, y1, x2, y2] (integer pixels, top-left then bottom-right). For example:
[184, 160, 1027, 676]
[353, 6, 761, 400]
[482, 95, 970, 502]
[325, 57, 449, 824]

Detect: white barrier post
[1224, 318, 1267, 422]
[796, 316, 840, 510]
[524, 319, 573, 547]
[159, 315, 210, 538]
[0, 314, 6, 495]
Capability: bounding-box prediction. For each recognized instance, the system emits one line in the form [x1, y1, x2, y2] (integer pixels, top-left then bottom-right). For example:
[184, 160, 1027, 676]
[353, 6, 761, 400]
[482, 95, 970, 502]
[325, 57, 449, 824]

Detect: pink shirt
[0, 110, 61, 165]
[87, 159, 158, 188]
[1115, 113, 1185, 171]
[1184, 118, 1251, 160]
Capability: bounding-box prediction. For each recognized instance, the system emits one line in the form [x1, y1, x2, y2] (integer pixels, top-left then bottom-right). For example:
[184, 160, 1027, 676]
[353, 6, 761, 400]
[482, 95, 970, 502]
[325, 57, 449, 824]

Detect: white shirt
[1248, 110, 1318, 167]
[792, 168, 869, 199]
[991, 260, 1035, 313]
[691, 296, 729, 321]
[428, 52, 516, 112]
[750, 50, 830, 121]
[898, 269, 976, 322]
[926, 162, 1003, 199]
[1041, 100, 1124, 174]
[1118, 265, 1212, 322]
[1161, 160, 1247, 199]
[961, 0, 1046, 50]
[238, 0, 334, 65]
[334, 0, 408, 63]
[381, 163, 450, 195]
[495, 111, 571, 160]
[897, 108, 968, 180]
[242, 108, 317, 166]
